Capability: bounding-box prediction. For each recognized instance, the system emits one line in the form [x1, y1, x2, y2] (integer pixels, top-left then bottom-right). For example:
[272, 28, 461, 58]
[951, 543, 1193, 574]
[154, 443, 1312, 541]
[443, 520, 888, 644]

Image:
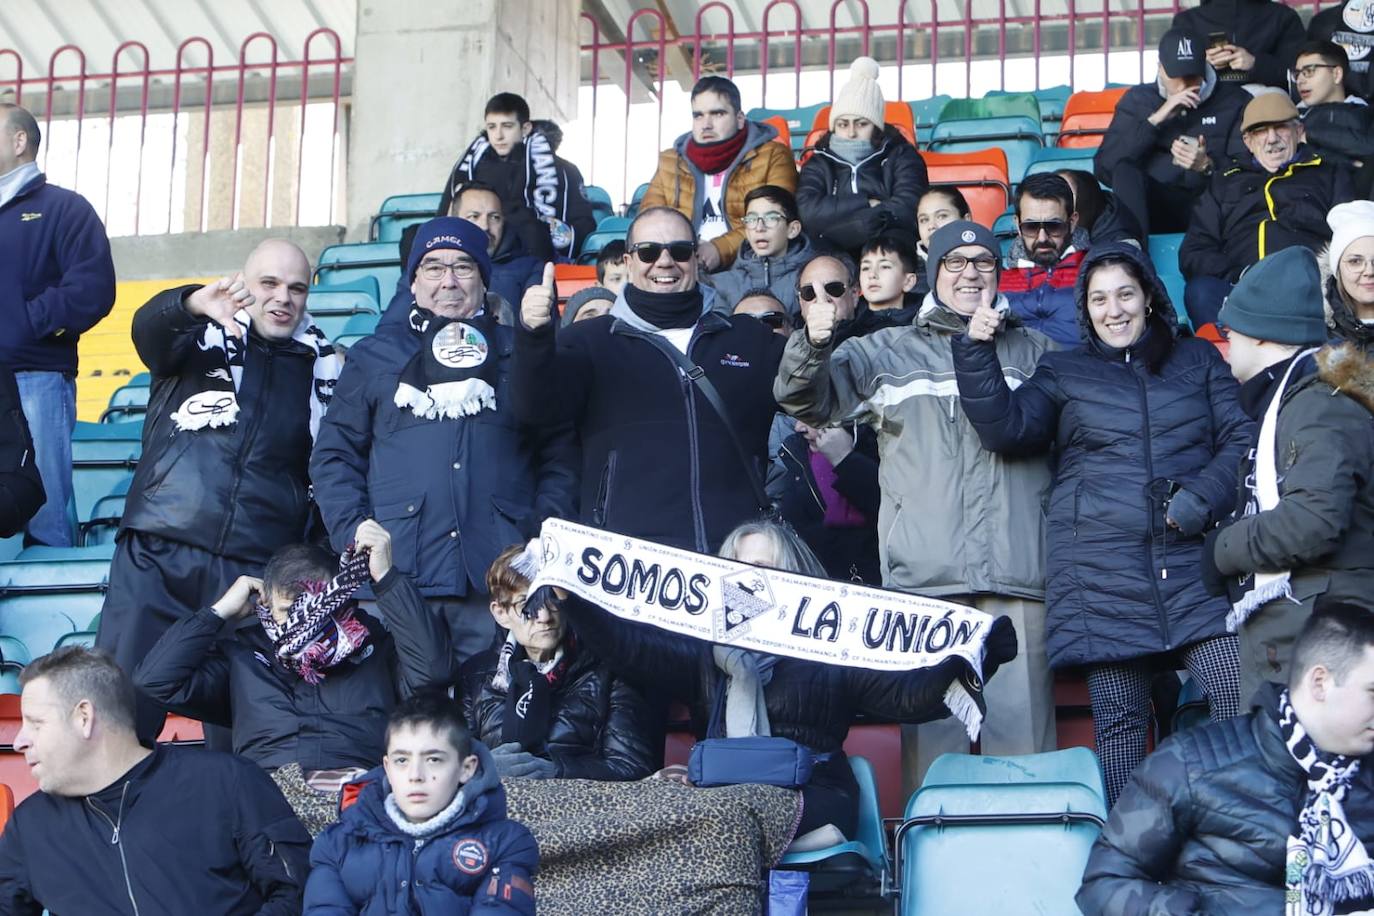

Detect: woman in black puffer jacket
[795, 57, 928, 255]
[952, 242, 1255, 806]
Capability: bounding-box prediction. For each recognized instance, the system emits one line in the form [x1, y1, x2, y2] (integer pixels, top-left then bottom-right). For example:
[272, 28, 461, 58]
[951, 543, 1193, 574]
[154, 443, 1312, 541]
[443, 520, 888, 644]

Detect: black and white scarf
[256, 547, 372, 685]
[393, 306, 499, 420]
[1280, 689, 1374, 915]
[448, 129, 578, 256]
[492, 630, 573, 752]
[170, 309, 341, 439]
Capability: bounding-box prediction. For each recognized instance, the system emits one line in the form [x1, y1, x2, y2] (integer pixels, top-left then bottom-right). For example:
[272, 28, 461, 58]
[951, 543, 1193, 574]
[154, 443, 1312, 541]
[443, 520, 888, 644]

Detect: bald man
[96, 240, 343, 744]
[0, 102, 115, 547]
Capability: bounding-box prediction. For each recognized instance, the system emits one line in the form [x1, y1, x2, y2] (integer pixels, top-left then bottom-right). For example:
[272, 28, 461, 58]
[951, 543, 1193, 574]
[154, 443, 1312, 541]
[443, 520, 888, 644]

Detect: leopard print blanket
[504, 777, 803, 915]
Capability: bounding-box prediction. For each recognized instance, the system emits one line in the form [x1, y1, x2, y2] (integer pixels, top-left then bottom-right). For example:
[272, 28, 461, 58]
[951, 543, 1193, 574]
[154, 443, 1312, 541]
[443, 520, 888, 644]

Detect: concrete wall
[345, 0, 581, 241]
[110, 225, 345, 281]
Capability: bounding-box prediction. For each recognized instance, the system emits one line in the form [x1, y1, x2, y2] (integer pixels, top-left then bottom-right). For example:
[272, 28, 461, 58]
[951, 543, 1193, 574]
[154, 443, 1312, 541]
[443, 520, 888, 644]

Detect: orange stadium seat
[0, 783, 12, 835]
[919, 148, 1012, 228]
[1057, 88, 1129, 148]
[760, 114, 793, 151]
[554, 264, 600, 306]
[803, 102, 918, 159]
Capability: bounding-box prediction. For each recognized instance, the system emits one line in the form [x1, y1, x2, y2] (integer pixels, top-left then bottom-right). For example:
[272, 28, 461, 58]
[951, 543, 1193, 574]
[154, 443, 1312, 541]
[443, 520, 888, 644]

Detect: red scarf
[685, 129, 749, 175]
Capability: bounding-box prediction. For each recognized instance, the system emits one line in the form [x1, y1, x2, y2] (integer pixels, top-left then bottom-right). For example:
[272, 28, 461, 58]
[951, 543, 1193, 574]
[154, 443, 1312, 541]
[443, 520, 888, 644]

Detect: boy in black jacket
[1295, 40, 1374, 196]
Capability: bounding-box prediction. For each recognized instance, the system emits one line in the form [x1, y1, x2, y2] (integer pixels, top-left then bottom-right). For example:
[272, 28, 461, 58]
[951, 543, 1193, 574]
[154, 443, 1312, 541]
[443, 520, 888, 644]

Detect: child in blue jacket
[305, 693, 538, 915]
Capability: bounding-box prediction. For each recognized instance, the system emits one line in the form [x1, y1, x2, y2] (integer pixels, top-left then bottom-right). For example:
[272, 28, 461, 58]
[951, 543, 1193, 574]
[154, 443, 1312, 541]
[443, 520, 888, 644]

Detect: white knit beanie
[831, 57, 885, 130]
[1328, 200, 1374, 277]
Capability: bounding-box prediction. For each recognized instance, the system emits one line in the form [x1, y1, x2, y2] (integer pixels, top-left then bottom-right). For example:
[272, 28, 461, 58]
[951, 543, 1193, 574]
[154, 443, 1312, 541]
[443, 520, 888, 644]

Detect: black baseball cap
[1158, 29, 1206, 79]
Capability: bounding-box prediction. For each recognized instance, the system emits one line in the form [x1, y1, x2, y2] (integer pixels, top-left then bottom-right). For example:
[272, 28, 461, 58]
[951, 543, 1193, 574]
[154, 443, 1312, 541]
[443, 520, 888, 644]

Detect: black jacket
[1094, 74, 1248, 191]
[134, 569, 456, 772]
[120, 286, 319, 563]
[1077, 683, 1374, 915]
[0, 745, 310, 915]
[311, 316, 578, 596]
[775, 426, 881, 585]
[1301, 99, 1374, 197]
[512, 297, 785, 552]
[0, 367, 44, 538]
[796, 127, 928, 253]
[1171, 0, 1306, 88]
[471, 640, 657, 781]
[1308, 2, 1374, 99]
[1180, 147, 1355, 283]
[954, 244, 1254, 667]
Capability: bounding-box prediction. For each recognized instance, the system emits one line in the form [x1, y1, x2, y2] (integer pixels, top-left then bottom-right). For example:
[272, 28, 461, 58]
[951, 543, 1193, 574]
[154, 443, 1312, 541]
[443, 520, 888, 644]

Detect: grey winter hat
[926, 220, 1000, 291]
[1217, 247, 1327, 345]
[561, 285, 616, 327]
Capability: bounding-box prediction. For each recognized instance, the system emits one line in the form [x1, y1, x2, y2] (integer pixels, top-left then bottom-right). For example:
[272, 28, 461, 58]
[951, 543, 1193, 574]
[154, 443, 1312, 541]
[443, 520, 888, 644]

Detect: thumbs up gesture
[186, 272, 252, 339]
[521, 263, 557, 330]
[805, 297, 838, 347]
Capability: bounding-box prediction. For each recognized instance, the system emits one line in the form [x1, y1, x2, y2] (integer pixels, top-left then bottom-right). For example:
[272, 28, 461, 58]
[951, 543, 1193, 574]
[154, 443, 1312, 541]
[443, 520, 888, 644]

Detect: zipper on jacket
[680, 366, 710, 552]
[781, 439, 824, 512]
[1130, 359, 1173, 650]
[87, 784, 140, 916]
[216, 344, 275, 554]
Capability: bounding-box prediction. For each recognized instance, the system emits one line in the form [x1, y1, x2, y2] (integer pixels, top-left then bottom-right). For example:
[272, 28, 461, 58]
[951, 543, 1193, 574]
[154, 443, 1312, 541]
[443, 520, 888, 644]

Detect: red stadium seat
[919, 148, 1012, 228]
[554, 264, 599, 306]
[1195, 322, 1230, 360]
[1057, 88, 1129, 148]
[0, 783, 12, 835]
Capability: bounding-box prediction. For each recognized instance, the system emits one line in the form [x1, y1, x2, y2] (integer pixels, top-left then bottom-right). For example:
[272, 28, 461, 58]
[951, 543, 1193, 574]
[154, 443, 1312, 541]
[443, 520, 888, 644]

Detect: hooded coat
[998, 228, 1092, 348]
[1170, 0, 1306, 88]
[796, 126, 929, 254]
[953, 244, 1254, 667]
[305, 743, 538, 916]
[708, 232, 815, 319]
[1323, 244, 1374, 352]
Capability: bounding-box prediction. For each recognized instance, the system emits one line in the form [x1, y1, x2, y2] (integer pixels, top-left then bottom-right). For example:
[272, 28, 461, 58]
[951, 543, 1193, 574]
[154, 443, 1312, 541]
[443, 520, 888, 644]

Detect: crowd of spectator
[1, 3, 1374, 909]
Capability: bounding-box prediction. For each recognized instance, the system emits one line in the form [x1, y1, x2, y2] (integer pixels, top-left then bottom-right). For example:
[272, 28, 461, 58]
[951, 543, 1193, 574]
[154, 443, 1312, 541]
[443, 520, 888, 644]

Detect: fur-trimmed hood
[1317, 341, 1374, 415]
[1318, 243, 1374, 351]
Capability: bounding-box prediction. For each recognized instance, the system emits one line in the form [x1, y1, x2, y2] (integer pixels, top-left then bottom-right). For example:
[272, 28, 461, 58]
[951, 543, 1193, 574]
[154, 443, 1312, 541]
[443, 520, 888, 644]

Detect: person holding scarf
[98, 238, 342, 746]
[641, 76, 798, 273]
[1079, 605, 1374, 915]
[311, 217, 577, 665]
[134, 522, 456, 835]
[1199, 247, 1374, 703]
[514, 206, 784, 554]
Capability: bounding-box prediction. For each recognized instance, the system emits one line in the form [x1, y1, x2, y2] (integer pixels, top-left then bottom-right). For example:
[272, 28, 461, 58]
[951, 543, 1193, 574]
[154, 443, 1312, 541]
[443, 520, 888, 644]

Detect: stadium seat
[919, 148, 1011, 228]
[0, 545, 111, 661]
[1196, 322, 1230, 360]
[993, 208, 1018, 258]
[895, 748, 1107, 915]
[0, 782, 13, 834]
[1054, 671, 1097, 751]
[1172, 675, 1210, 734]
[53, 630, 97, 650]
[306, 277, 382, 340]
[808, 102, 918, 148]
[628, 183, 651, 218]
[1058, 88, 1129, 148]
[369, 193, 442, 242]
[0, 538, 21, 564]
[333, 311, 382, 350]
[78, 476, 131, 547]
[758, 114, 793, 153]
[100, 374, 151, 424]
[553, 264, 600, 305]
[991, 85, 1072, 141]
[71, 422, 142, 536]
[1021, 145, 1098, 181]
[0, 636, 28, 695]
[778, 755, 889, 894]
[315, 242, 403, 296]
[584, 184, 615, 226]
[576, 216, 632, 266]
[0, 695, 38, 803]
[931, 94, 1043, 184]
[842, 722, 902, 821]
[748, 103, 829, 157]
[909, 95, 952, 148]
[1146, 233, 1190, 329]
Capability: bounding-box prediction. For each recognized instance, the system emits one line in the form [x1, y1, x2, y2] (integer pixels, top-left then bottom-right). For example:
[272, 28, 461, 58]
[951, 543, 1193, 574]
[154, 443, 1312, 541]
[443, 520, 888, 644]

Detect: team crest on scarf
[432, 322, 489, 369]
[717, 568, 776, 642]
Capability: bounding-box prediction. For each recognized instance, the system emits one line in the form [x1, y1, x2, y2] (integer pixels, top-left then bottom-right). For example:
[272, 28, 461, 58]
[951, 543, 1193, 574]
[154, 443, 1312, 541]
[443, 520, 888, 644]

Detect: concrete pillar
[346, 0, 580, 241]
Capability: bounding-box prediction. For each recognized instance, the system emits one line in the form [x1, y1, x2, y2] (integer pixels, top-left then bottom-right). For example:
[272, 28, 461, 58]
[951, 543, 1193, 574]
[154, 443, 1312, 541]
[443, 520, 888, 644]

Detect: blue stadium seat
[1146, 233, 1190, 330]
[628, 183, 651, 218]
[778, 755, 889, 894]
[369, 193, 442, 242]
[71, 422, 141, 538]
[992, 85, 1072, 142]
[1022, 145, 1098, 180]
[993, 208, 1018, 258]
[748, 103, 829, 157]
[100, 377, 151, 424]
[895, 748, 1107, 915]
[53, 631, 97, 650]
[0, 546, 111, 660]
[584, 185, 615, 225]
[931, 95, 1044, 184]
[315, 242, 403, 295]
[333, 311, 382, 350]
[306, 277, 382, 340]
[78, 476, 132, 548]
[576, 216, 632, 266]
[0, 537, 21, 563]
[909, 96, 952, 148]
[0, 636, 26, 694]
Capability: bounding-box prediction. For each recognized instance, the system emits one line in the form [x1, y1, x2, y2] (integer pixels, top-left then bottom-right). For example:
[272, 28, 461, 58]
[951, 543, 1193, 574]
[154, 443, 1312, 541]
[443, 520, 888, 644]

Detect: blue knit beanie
[926, 220, 1000, 291]
[407, 217, 493, 287]
[1217, 247, 1327, 346]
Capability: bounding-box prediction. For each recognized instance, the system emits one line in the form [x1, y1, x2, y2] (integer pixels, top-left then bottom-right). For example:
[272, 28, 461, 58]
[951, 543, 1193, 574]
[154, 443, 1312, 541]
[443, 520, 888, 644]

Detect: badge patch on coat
[452, 837, 489, 874]
[432, 322, 489, 369]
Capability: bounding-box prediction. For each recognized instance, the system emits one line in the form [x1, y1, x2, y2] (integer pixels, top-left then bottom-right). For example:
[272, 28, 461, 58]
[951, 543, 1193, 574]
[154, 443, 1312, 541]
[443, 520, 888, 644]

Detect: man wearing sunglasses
[776, 220, 1058, 783]
[515, 206, 785, 553]
[999, 173, 1092, 347]
[1294, 41, 1373, 197]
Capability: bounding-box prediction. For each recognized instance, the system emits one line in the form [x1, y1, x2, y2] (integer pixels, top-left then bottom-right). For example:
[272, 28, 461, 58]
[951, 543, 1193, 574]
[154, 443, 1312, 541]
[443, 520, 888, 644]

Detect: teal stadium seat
[748, 103, 829, 157]
[334, 312, 381, 350]
[931, 94, 1044, 184]
[628, 183, 650, 219]
[576, 216, 632, 266]
[895, 748, 1107, 915]
[315, 242, 403, 296]
[584, 185, 615, 226]
[53, 631, 97, 650]
[1147, 233, 1190, 330]
[992, 85, 1072, 142]
[71, 422, 141, 538]
[908, 96, 952, 148]
[0, 546, 106, 661]
[778, 755, 889, 894]
[369, 193, 442, 242]
[992, 208, 1018, 258]
[306, 277, 382, 340]
[1022, 145, 1098, 180]
[0, 635, 28, 694]
[78, 476, 131, 547]
[99, 374, 151, 424]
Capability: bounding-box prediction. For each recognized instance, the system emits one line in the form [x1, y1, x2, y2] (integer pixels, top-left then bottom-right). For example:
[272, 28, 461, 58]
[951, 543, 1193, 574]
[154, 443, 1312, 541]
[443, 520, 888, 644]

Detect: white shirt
[659, 326, 694, 355]
[0, 162, 40, 210]
[698, 172, 728, 243]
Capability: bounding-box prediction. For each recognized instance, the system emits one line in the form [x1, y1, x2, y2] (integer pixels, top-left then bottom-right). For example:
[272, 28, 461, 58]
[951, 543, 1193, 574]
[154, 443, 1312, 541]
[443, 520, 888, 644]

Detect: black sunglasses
[797, 280, 849, 302]
[1020, 219, 1069, 237]
[631, 240, 698, 264]
[751, 311, 790, 330]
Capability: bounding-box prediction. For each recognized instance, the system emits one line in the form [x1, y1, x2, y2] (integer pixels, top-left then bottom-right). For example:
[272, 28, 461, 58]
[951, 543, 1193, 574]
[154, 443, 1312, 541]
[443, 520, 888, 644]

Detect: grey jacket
[774, 293, 1056, 598]
[707, 233, 815, 319]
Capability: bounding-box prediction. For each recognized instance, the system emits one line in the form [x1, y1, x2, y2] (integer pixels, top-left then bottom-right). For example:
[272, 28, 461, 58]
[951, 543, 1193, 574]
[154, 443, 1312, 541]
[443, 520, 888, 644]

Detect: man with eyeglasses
[1180, 92, 1355, 329]
[1307, 0, 1373, 99]
[312, 217, 577, 666]
[776, 220, 1057, 783]
[1294, 41, 1373, 197]
[514, 206, 784, 553]
[998, 173, 1092, 347]
[709, 185, 815, 320]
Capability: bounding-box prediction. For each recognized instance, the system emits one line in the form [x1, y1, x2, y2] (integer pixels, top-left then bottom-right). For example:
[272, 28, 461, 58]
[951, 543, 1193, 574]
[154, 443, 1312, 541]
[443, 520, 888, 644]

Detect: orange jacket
[641, 121, 798, 269]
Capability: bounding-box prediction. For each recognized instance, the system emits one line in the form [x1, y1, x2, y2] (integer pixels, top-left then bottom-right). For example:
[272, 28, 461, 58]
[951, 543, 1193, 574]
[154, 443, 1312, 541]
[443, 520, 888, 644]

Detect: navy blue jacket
[0, 172, 116, 373]
[953, 244, 1255, 667]
[0, 745, 311, 915]
[305, 743, 538, 915]
[311, 318, 578, 597]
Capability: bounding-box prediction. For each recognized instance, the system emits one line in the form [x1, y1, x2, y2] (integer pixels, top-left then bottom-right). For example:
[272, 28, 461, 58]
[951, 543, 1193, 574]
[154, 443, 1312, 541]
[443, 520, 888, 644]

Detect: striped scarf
[257, 547, 371, 684]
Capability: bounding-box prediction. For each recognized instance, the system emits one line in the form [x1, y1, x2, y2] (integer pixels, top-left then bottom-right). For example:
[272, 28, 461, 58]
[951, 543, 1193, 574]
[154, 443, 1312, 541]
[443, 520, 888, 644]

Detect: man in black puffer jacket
[98, 239, 342, 745]
[1078, 606, 1374, 915]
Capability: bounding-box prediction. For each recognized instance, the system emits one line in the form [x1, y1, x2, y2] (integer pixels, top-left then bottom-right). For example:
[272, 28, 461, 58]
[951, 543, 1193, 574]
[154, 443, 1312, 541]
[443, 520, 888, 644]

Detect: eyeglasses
[1019, 219, 1070, 237]
[797, 280, 849, 302]
[749, 311, 791, 330]
[1291, 63, 1337, 80]
[418, 259, 478, 281]
[940, 255, 999, 273]
[742, 211, 789, 229]
[1342, 255, 1372, 274]
[631, 240, 697, 264]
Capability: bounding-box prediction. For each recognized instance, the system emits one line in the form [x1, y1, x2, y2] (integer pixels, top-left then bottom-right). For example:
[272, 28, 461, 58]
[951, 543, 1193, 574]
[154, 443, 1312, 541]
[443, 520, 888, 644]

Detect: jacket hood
[672, 119, 779, 161]
[1156, 62, 1219, 103]
[1073, 242, 1179, 362]
[339, 739, 507, 841]
[733, 231, 814, 270]
[1319, 243, 1374, 350]
[1316, 341, 1374, 414]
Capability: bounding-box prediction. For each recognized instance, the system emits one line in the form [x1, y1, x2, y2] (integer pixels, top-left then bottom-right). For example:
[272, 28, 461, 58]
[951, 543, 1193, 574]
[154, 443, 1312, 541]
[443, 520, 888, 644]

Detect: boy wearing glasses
[998, 173, 1091, 347]
[709, 185, 815, 320]
[1294, 41, 1373, 197]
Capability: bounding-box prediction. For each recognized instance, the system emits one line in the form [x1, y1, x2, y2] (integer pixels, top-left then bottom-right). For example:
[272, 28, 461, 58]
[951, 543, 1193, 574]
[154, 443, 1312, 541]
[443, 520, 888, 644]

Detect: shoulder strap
[631, 328, 773, 514]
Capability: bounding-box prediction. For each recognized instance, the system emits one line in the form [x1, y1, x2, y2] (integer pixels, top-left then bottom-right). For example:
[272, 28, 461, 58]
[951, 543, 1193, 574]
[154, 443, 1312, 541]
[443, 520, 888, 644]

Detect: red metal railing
[0, 30, 350, 236]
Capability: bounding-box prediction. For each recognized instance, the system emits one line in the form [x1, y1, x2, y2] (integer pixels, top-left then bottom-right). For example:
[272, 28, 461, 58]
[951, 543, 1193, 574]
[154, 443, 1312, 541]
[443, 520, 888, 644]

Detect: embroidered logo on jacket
[720, 353, 751, 368]
[452, 838, 490, 874]
[19, 212, 41, 222]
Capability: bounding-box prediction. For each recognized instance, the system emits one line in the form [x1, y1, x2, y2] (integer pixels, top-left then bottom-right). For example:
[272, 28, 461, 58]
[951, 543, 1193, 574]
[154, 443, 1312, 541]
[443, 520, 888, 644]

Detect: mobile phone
[1178, 135, 1199, 148]
[1208, 31, 1229, 50]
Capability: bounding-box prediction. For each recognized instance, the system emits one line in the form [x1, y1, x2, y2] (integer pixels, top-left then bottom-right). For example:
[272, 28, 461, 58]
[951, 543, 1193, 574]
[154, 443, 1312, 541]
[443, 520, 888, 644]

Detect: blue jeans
[1183, 276, 1233, 331]
[15, 371, 75, 547]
